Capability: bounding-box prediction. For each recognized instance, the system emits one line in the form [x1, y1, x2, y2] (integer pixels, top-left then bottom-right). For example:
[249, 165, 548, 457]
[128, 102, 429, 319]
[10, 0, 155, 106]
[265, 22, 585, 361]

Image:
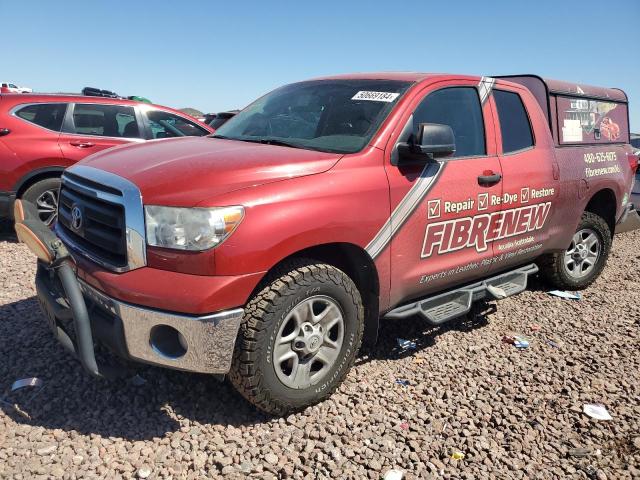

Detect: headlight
[144, 205, 244, 251]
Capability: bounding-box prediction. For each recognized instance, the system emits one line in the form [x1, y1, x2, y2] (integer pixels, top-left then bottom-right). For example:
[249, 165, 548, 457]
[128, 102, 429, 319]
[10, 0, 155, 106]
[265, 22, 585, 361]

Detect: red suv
[0, 94, 213, 224]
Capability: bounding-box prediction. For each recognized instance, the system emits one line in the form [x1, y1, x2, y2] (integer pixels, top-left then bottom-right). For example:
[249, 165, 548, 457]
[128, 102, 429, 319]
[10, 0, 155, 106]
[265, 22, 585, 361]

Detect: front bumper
[35, 262, 244, 375]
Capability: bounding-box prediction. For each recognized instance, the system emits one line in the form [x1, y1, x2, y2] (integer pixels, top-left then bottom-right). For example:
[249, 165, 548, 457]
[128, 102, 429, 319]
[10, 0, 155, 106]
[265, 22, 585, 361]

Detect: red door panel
[373, 78, 502, 309]
[488, 84, 560, 273]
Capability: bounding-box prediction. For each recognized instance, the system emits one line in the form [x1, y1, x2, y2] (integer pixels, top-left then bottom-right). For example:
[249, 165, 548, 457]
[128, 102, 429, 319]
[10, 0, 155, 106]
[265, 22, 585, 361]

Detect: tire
[229, 260, 364, 415]
[20, 177, 61, 226]
[539, 211, 611, 290]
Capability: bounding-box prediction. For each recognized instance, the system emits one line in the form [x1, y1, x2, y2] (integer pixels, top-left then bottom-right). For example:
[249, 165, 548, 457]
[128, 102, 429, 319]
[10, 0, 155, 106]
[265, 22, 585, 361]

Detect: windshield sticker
[562, 119, 583, 142]
[352, 91, 400, 102]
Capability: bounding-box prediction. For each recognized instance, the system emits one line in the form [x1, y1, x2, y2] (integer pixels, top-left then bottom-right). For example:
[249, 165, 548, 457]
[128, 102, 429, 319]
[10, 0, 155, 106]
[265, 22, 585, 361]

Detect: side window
[145, 110, 209, 139]
[493, 90, 534, 153]
[68, 104, 142, 138]
[413, 87, 486, 157]
[15, 103, 67, 131]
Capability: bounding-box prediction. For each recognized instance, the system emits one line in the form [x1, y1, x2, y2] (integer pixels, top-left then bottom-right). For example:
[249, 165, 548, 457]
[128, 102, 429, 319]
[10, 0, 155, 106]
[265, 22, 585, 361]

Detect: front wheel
[20, 178, 61, 226]
[229, 261, 364, 415]
[539, 211, 612, 290]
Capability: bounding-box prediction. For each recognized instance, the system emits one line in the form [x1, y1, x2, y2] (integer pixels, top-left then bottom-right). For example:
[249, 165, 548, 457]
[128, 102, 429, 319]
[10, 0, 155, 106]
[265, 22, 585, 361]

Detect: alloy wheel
[564, 228, 600, 279]
[272, 295, 345, 389]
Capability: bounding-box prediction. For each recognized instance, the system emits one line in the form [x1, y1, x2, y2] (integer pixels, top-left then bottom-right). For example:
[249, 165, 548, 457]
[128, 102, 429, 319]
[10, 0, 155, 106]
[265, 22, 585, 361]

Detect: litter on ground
[383, 469, 404, 480]
[395, 379, 410, 387]
[487, 284, 508, 299]
[583, 403, 613, 421]
[396, 338, 416, 351]
[451, 451, 465, 460]
[502, 334, 530, 349]
[548, 290, 582, 300]
[11, 377, 43, 391]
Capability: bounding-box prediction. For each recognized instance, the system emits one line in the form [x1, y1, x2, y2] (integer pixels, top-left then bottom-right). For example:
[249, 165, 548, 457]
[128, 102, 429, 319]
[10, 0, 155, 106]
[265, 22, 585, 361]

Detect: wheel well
[584, 189, 616, 236]
[260, 243, 381, 346]
[16, 169, 63, 198]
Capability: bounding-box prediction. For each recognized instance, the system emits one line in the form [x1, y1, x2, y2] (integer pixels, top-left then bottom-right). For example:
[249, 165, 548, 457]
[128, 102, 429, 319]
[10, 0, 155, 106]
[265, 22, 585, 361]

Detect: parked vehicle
[16, 73, 637, 414]
[0, 93, 214, 224]
[631, 135, 640, 209]
[1, 82, 32, 93]
[204, 110, 239, 129]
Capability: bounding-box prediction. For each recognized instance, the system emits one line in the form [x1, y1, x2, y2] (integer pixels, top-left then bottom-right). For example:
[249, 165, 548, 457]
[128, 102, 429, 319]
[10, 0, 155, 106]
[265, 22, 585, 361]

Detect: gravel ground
[0, 220, 639, 479]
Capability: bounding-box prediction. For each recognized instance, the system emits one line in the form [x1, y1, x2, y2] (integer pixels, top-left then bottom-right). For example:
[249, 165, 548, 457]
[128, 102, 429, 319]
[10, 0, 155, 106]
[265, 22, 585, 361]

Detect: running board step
[384, 263, 538, 325]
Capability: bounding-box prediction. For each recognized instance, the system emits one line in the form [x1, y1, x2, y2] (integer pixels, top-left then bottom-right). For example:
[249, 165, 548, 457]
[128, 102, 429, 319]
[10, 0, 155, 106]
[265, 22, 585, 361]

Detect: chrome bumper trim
[78, 280, 244, 374]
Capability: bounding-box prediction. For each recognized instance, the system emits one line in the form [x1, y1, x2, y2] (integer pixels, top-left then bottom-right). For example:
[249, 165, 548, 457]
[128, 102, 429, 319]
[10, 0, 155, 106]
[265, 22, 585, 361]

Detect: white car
[1, 82, 32, 93]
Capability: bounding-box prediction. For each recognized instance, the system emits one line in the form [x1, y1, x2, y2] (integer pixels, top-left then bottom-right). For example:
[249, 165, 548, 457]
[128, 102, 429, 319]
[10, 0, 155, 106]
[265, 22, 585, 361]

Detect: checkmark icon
[478, 193, 489, 211]
[521, 187, 530, 204]
[427, 199, 441, 219]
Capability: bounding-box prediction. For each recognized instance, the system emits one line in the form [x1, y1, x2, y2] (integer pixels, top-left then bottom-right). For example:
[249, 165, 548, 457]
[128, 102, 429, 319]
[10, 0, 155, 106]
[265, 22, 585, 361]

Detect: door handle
[477, 171, 502, 186]
[69, 141, 95, 148]
[0, 128, 10, 137]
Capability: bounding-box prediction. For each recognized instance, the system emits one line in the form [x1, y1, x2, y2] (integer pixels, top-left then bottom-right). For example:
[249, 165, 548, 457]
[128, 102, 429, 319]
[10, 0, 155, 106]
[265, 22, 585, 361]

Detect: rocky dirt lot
[0, 220, 638, 479]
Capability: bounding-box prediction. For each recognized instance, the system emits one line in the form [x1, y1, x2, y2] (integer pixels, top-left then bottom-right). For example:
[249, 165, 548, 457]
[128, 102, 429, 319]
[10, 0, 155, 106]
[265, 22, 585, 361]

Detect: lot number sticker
[352, 91, 400, 102]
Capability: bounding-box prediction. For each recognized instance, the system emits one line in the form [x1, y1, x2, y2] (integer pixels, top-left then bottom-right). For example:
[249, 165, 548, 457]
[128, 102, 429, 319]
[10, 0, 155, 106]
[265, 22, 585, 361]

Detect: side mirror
[397, 123, 456, 162]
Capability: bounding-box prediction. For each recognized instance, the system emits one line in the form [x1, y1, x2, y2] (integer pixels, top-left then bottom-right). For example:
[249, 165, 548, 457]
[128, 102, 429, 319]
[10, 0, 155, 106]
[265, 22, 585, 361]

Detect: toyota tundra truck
[14, 73, 638, 414]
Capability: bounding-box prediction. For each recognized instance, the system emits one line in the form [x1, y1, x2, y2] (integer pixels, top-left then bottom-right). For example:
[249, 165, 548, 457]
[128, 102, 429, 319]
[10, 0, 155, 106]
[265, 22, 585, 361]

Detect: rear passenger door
[490, 84, 559, 271]
[58, 103, 145, 163]
[383, 81, 502, 307]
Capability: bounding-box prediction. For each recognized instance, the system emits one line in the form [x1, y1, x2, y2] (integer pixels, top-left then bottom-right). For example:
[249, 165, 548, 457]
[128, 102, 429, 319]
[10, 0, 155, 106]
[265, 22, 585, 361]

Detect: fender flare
[14, 166, 66, 196]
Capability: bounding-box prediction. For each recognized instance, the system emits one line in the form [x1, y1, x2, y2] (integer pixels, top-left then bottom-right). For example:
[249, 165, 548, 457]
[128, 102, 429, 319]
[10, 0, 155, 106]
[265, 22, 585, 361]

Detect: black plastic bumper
[0, 191, 15, 218]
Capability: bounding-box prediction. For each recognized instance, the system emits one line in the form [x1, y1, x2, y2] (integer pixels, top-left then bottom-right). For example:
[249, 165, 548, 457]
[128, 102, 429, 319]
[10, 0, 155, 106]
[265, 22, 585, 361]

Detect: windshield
[214, 79, 412, 153]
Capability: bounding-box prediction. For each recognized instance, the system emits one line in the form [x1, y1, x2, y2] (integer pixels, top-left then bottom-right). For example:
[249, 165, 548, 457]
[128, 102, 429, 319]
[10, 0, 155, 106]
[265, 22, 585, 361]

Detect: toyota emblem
[71, 205, 83, 231]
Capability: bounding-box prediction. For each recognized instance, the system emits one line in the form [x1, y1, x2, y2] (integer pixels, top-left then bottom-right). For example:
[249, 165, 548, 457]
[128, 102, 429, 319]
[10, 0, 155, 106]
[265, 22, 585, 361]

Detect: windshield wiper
[258, 138, 303, 149]
[230, 137, 303, 149]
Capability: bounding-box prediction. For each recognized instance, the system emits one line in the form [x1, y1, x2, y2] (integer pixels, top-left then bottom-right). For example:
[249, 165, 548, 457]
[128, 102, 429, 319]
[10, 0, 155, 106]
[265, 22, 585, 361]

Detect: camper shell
[496, 75, 630, 146]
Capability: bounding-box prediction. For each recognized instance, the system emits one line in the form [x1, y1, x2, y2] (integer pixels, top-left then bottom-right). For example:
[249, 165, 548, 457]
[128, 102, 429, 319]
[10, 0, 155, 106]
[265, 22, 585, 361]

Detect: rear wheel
[539, 211, 611, 290]
[20, 178, 61, 226]
[229, 260, 364, 415]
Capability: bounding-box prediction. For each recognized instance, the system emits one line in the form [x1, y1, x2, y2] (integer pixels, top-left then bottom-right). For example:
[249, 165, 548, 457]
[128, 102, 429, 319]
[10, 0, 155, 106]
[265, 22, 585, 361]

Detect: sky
[2, 0, 639, 131]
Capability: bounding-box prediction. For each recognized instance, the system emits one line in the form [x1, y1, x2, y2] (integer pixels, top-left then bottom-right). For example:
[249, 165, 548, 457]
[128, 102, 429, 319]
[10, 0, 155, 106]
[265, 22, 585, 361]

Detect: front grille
[57, 176, 127, 268]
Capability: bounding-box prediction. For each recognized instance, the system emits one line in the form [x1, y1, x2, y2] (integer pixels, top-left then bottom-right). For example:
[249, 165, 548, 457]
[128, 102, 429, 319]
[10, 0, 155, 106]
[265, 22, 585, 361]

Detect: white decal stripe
[478, 76, 495, 105]
[366, 162, 444, 259]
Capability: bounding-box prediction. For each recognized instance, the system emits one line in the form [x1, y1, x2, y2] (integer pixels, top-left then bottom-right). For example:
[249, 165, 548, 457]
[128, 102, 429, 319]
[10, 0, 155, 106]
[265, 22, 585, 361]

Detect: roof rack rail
[81, 87, 121, 98]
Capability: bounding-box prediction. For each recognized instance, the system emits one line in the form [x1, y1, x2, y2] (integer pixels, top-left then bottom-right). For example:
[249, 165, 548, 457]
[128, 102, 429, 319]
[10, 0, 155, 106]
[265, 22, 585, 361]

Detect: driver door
[382, 80, 502, 307]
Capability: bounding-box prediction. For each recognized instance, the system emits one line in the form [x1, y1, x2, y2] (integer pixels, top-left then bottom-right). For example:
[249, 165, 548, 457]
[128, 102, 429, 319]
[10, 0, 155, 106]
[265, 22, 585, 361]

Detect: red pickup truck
[15, 73, 638, 414]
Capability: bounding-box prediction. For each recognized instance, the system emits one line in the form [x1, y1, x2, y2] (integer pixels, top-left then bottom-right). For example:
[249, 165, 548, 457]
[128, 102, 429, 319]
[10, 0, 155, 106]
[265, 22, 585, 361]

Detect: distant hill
[180, 108, 204, 118]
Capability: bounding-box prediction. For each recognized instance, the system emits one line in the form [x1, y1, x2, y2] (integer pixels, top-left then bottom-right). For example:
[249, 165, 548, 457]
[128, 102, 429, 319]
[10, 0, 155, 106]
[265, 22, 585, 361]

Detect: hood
[79, 137, 342, 206]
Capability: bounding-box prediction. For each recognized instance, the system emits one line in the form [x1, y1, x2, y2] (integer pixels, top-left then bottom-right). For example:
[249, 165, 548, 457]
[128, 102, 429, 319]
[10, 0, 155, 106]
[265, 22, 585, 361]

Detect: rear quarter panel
[548, 143, 634, 250]
[0, 99, 69, 191]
